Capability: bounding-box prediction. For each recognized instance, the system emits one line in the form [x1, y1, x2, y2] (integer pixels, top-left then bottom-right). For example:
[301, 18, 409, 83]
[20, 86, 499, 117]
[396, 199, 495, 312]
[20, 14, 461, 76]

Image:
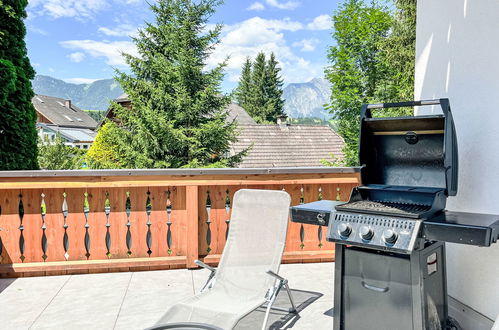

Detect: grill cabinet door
[343, 248, 413, 330]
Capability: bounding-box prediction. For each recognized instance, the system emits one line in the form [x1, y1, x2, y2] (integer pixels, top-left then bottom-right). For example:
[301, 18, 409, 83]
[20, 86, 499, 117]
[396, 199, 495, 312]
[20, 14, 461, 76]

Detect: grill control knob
[383, 229, 398, 244]
[338, 223, 352, 237]
[360, 226, 374, 241]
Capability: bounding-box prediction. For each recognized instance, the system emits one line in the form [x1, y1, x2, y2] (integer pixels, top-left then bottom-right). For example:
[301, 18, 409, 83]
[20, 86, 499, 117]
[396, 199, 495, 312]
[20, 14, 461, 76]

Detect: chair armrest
[266, 270, 285, 282]
[195, 259, 216, 272]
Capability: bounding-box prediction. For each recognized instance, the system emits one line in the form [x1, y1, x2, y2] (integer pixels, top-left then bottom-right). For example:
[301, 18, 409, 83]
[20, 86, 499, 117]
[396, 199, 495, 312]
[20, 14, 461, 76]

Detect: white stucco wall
[415, 0, 499, 321]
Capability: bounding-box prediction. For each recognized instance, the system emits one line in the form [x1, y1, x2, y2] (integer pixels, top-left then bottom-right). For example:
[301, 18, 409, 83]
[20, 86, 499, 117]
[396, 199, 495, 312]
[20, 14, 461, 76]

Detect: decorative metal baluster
[146, 191, 152, 256]
[336, 187, 341, 201]
[19, 193, 25, 262]
[125, 192, 132, 256]
[166, 190, 173, 255]
[206, 190, 212, 253]
[104, 192, 112, 258]
[62, 192, 69, 260]
[299, 186, 305, 249]
[224, 189, 231, 240]
[41, 193, 48, 261]
[317, 187, 323, 248]
[83, 192, 91, 259]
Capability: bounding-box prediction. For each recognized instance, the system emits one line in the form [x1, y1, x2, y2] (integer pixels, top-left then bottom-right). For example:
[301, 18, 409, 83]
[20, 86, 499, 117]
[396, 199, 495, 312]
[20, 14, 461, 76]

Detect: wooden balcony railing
[0, 167, 360, 277]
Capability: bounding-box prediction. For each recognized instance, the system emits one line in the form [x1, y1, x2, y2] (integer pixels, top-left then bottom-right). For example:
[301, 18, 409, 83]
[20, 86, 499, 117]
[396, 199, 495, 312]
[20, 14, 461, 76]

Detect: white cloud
[27, 25, 48, 35]
[68, 52, 86, 63]
[28, 0, 109, 19]
[27, 0, 142, 19]
[60, 40, 138, 67]
[292, 38, 320, 52]
[307, 14, 332, 31]
[208, 17, 322, 85]
[63, 78, 101, 84]
[247, 2, 265, 11]
[98, 24, 139, 37]
[265, 0, 300, 10]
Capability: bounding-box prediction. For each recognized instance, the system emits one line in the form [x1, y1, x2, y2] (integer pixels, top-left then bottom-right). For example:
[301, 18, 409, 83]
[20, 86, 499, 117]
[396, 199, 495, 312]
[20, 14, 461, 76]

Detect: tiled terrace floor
[0, 262, 335, 330]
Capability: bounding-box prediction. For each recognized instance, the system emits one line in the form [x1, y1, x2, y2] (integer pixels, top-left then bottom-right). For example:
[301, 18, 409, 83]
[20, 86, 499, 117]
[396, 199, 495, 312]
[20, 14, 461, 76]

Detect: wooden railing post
[186, 185, 199, 268]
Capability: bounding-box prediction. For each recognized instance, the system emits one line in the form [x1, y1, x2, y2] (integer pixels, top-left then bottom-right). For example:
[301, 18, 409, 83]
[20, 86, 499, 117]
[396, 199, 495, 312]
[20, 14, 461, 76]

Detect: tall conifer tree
[0, 0, 38, 169]
[237, 52, 285, 124]
[234, 57, 252, 112]
[247, 52, 268, 123]
[264, 52, 285, 121]
[88, 0, 243, 169]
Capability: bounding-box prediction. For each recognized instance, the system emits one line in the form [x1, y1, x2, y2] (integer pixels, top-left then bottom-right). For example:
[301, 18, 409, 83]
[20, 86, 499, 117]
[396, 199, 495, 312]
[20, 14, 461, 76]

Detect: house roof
[37, 123, 97, 143]
[33, 94, 98, 129]
[225, 103, 257, 125]
[231, 124, 344, 168]
[115, 93, 130, 102]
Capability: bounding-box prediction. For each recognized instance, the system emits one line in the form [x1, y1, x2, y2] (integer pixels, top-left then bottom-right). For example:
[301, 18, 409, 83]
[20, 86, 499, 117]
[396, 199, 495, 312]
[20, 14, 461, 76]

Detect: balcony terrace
[0, 167, 360, 329]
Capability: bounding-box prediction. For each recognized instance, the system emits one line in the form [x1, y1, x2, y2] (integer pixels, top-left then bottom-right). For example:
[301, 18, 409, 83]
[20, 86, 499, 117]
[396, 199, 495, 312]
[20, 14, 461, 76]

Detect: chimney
[277, 113, 288, 129]
[65, 100, 71, 109]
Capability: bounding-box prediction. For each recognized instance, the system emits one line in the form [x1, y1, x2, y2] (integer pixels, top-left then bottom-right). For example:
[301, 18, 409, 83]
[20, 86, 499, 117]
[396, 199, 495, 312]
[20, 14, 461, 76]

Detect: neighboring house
[100, 93, 257, 126]
[32, 94, 98, 149]
[36, 123, 96, 150]
[231, 118, 344, 168]
[102, 94, 344, 167]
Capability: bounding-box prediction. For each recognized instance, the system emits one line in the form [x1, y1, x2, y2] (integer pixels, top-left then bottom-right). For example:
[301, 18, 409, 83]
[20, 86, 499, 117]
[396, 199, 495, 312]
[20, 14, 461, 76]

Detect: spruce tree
[235, 57, 252, 112]
[239, 52, 285, 124]
[264, 52, 285, 121]
[247, 52, 268, 123]
[87, 0, 244, 169]
[0, 0, 38, 170]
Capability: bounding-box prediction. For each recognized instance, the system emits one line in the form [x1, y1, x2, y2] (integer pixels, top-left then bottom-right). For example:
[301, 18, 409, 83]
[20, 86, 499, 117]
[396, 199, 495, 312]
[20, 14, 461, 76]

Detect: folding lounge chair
[150, 189, 297, 330]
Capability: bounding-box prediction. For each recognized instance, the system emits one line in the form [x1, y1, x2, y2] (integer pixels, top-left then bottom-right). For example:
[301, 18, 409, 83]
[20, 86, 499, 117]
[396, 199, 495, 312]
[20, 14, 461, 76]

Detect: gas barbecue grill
[291, 99, 499, 330]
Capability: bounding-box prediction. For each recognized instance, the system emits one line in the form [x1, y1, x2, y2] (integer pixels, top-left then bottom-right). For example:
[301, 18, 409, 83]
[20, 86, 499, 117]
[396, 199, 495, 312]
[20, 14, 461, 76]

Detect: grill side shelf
[290, 200, 346, 226]
[423, 211, 499, 246]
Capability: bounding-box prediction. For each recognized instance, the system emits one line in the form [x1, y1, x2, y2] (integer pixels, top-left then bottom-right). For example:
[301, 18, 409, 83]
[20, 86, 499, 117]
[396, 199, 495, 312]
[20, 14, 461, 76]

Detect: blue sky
[26, 0, 341, 91]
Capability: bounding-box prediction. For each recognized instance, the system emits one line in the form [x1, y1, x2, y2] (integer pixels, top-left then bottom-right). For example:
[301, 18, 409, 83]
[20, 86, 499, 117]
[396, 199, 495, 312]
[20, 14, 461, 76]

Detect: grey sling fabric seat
[152, 189, 296, 330]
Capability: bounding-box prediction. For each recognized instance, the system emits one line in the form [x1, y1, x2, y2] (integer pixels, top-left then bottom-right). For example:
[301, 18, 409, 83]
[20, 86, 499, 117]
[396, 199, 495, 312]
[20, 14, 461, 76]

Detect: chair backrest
[213, 189, 291, 302]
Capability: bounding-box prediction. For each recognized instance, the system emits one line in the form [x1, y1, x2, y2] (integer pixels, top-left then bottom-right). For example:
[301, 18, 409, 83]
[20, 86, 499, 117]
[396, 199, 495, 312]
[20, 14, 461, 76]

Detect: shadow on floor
[0, 278, 16, 294]
[235, 289, 323, 330]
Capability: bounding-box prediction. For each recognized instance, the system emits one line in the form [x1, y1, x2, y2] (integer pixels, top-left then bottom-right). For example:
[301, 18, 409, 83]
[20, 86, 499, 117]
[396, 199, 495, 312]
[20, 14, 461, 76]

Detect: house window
[83, 145, 88, 149]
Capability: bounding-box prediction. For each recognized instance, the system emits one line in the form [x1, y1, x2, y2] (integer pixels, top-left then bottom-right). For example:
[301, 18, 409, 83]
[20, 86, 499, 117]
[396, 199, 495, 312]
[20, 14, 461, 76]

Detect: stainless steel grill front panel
[327, 211, 422, 254]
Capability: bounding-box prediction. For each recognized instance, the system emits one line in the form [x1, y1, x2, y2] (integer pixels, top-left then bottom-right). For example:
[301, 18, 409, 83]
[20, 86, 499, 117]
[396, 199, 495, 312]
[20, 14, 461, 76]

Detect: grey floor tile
[113, 269, 195, 330]
[30, 272, 132, 330]
[0, 262, 336, 330]
[0, 275, 70, 330]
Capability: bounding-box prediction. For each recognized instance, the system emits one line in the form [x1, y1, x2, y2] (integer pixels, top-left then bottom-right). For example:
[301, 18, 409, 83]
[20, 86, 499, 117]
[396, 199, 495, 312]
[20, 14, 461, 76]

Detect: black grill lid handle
[360, 99, 448, 119]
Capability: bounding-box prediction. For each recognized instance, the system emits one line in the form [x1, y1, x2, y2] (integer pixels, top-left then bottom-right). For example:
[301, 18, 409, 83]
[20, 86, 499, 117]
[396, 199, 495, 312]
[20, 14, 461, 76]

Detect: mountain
[283, 78, 332, 119]
[32, 75, 123, 110]
[32, 75, 333, 118]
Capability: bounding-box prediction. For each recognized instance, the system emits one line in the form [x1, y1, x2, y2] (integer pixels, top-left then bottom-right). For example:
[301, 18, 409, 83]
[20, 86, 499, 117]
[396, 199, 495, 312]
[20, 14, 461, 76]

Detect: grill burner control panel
[327, 212, 422, 254]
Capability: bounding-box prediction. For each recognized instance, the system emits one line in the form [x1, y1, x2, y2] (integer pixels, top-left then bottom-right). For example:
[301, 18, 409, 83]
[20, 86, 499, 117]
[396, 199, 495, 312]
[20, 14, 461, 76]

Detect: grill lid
[359, 99, 458, 196]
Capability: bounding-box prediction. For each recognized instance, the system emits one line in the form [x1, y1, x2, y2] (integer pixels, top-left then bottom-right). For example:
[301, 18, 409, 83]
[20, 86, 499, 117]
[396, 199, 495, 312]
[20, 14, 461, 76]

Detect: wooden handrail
[0, 168, 361, 277]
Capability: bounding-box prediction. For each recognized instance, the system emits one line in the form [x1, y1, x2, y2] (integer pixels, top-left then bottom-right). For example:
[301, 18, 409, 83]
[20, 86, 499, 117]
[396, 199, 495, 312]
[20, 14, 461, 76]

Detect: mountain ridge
[32, 75, 332, 118]
[32, 75, 124, 111]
